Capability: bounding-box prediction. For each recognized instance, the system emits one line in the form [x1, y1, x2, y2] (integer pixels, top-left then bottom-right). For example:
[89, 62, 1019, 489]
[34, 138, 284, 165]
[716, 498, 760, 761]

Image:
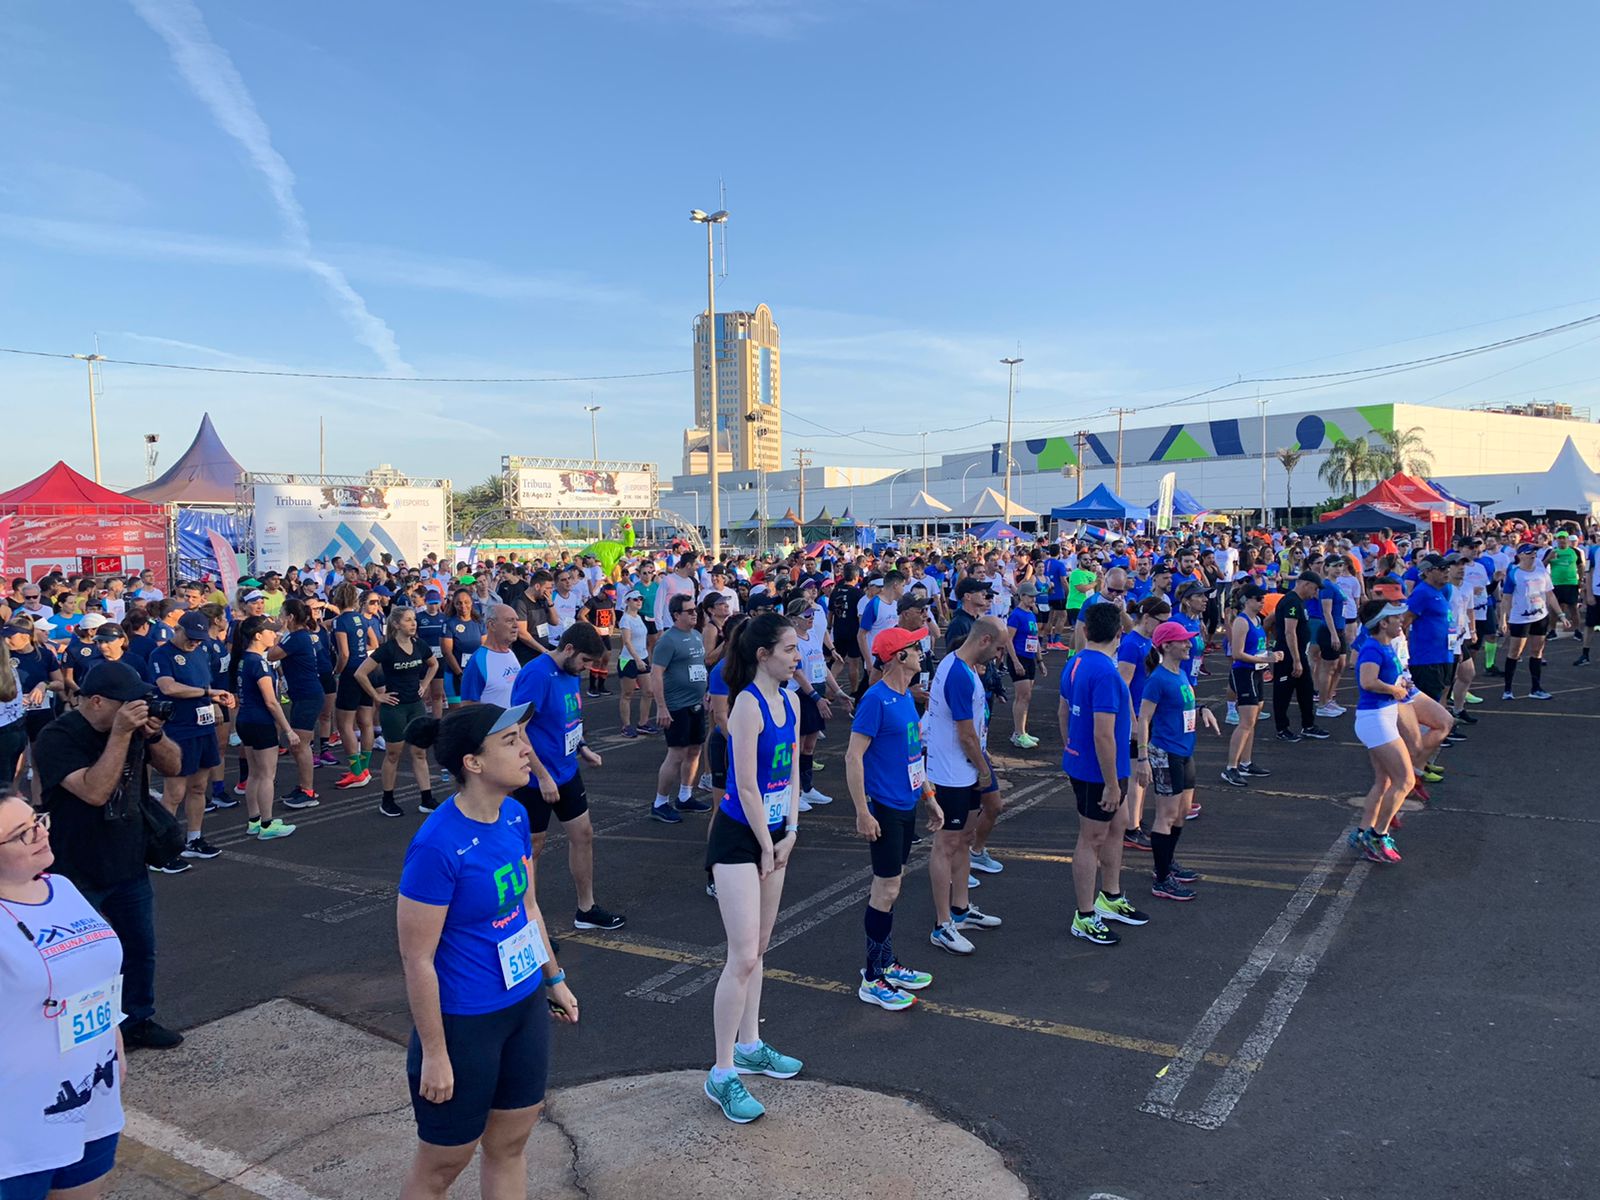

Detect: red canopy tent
[0, 462, 170, 581]
[1321, 474, 1459, 550]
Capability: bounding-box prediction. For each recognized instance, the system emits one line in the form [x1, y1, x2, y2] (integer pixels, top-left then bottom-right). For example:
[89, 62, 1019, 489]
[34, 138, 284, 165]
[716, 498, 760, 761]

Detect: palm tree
[1275, 446, 1304, 521]
[1373, 426, 1435, 477]
[1318, 436, 1375, 499]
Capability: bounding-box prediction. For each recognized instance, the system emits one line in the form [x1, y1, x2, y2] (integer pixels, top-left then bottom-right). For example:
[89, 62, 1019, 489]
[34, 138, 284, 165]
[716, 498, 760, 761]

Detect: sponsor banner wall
[8, 514, 168, 581]
[513, 467, 653, 512]
[252, 484, 447, 572]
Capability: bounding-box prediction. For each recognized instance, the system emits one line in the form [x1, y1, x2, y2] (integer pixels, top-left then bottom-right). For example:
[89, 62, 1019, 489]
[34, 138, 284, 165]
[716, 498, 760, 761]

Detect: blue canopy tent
[969, 519, 1024, 541]
[1425, 479, 1480, 517]
[1051, 483, 1142, 523]
[1145, 488, 1208, 518]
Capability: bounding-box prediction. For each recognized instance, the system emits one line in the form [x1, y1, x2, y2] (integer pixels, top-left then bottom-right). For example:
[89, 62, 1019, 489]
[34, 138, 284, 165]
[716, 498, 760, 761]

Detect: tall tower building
[685, 303, 781, 474]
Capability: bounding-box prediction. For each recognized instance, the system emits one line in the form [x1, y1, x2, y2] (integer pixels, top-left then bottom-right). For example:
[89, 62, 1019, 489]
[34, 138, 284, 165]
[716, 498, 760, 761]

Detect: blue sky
[4, 0, 1600, 490]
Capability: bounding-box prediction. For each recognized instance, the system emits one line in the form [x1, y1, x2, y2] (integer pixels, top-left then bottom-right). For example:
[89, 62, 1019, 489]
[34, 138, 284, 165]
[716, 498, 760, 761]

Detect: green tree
[1318, 436, 1375, 499]
[1372, 426, 1435, 477]
[1275, 446, 1304, 522]
[452, 473, 518, 539]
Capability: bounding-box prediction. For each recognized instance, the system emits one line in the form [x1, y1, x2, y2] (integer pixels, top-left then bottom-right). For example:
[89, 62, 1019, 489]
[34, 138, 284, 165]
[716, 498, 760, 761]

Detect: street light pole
[1000, 357, 1022, 522]
[691, 208, 729, 561]
[920, 430, 930, 544]
[584, 402, 602, 537]
[71, 353, 104, 483]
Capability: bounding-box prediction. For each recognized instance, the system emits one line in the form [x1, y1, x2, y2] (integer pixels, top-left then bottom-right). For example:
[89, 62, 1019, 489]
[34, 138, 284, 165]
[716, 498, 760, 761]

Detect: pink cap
[1151, 620, 1196, 648]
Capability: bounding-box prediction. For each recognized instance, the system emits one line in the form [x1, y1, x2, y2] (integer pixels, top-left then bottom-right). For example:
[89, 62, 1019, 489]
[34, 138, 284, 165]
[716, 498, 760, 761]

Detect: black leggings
[1273, 664, 1316, 732]
[0, 718, 25, 790]
[708, 726, 728, 790]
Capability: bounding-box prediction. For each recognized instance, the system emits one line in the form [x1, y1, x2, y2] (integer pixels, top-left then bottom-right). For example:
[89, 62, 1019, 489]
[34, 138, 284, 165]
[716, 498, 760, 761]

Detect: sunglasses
[1103, 588, 1127, 596]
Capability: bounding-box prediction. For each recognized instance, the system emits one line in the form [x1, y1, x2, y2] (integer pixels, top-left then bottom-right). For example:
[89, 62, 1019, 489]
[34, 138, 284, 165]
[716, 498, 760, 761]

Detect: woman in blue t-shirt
[270, 598, 329, 805]
[1116, 596, 1169, 851]
[1135, 621, 1221, 901]
[703, 610, 805, 1125]
[1221, 585, 1282, 788]
[438, 588, 485, 709]
[1352, 600, 1412, 865]
[227, 615, 299, 840]
[397, 702, 577, 1193]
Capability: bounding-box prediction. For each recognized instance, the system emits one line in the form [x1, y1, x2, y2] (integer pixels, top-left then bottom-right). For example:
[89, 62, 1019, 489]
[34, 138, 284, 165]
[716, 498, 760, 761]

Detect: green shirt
[1550, 545, 1581, 586]
[1067, 569, 1097, 609]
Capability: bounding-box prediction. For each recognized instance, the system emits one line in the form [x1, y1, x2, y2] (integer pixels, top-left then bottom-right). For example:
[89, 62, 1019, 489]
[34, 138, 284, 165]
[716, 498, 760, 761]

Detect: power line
[0, 345, 690, 383]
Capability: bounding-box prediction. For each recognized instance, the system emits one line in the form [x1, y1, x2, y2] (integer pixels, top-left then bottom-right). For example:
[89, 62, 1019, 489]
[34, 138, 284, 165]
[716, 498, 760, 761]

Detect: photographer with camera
[34, 660, 187, 1050]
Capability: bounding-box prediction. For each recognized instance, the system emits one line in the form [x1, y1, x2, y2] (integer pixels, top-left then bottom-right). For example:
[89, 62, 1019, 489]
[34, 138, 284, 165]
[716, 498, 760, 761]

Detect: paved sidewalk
[110, 999, 1029, 1199]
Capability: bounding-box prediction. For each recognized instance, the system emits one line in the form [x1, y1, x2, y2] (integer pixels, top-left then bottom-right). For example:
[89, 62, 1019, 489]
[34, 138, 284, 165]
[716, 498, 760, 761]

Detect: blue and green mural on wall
[993, 405, 1395, 474]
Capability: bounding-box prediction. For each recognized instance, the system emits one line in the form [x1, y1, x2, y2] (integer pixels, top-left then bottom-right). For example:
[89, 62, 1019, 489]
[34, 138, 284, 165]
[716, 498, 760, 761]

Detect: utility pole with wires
[1076, 430, 1088, 499]
[794, 448, 813, 537]
[919, 430, 930, 545]
[1112, 407, 1133, 496]
[70, 352, 105, 483]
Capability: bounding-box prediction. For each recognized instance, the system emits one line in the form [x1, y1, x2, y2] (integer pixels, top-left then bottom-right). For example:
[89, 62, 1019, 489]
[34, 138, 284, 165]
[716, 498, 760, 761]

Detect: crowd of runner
[4, 515, 1596, 1197]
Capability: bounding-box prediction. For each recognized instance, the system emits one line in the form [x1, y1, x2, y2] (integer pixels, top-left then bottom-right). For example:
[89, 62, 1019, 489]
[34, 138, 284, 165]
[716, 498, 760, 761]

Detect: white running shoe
[929, 920, 974, 955]
[969, 848, 1004, 874]
[800, 787, 833, 806]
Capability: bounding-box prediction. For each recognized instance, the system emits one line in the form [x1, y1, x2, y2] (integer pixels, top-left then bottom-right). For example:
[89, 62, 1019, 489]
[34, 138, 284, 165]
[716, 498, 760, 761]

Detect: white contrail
[129, 0, 412, 375]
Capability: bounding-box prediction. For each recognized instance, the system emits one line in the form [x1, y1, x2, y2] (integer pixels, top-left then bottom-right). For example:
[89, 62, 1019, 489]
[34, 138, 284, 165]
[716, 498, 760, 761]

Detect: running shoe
[1315, 703, 1344, 718]
[1390, 813, 1403, 830]
[151, 855, 191, 875]
[1347, 827, 1364, 850]
[314, 751, 340, 769]
[954, 905, 1002, 930]
[1095, 892, 1150, 926]
[1168, 861, 1201, 882]
[967, 873, 981, 889]
[1425, 761, 1446, 774]
[336, 770, 371, 790]
[1300, 725, 1332, 739]
[883, 962, 932, 991]
[798, 797, 813, 812]
[246, 818, 261, 837]
[203, 796, 223, 814]
[1275, 729, 1302, 743]
[733, 1041, 802, 1078]
[1123, 827, 1153, 851]
[930, 920, 975, 955]
[378, 796, 404, 818]
[1502, 690, 1516, 700]
[374, 736, 387, 751]
[704, 1072, 765, 1124]
[800, 788, 833, 806]
[209, 790, 240, 810]
[674, 796, 712, 813]
[1419, 766, 1444, 784]
[1575, 653, 1590, 667]
[1225, 707, 1240, 726]
[706, 881, 717, 899]
[1441, 732, 1467, 746]
[1410, 781, 1431, 803]
[1378, 833, 1402, 863]
[637, 721, 661, 735]
[574, 905, 625, 931]
[1464, 692, 1483, 705]
[1360, 831, 1387, 863]
[1219, 766, 1247, 788]
[968, 848, 1004, 874]
[1186, 803, 1202, 820]
[1455, 710, 1479, 725]
[232, 782, 248, 796]
[1529, 689, 1553, 700]
[256, 819, 296, 840]
[227, 731, 241, 748]
[1239, 762, 1271, 778]
[620, 725, 638, 738]
[180, 837, 220, 860]
[698, 772, 713, 790]
[858, 973, 916, 1011]
[418, 796, 438, 813]
[1070, 912, 1119, 946]
[281, 788, 320, 810]
[326, 732, 343, 747]
[1151, 875, 1197, 901]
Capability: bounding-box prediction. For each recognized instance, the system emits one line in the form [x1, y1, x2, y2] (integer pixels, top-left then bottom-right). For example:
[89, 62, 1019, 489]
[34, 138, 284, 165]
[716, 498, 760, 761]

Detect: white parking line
[124, 1107, 336, 1200]
[1140, 830, 1354, 1126]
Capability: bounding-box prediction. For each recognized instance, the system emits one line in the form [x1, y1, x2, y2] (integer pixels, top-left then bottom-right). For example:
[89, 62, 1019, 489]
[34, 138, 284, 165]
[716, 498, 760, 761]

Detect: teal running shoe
[704, 1071, 765, 1123]
[256, 819, 296, 840]
[733, 1041, 802, 1079]
[858, 973, 916, 1011]
[883, 962, 932, 991]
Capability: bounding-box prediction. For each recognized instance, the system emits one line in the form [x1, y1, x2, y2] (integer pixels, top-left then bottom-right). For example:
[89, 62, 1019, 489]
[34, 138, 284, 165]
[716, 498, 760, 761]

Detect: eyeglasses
[0, 811, 49, 849]
[1103, 588, 1127, 596]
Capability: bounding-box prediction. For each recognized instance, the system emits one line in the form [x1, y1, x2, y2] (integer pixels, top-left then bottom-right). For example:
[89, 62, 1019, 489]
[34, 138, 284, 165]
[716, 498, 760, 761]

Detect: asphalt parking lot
[134, 642, 1597, 1199]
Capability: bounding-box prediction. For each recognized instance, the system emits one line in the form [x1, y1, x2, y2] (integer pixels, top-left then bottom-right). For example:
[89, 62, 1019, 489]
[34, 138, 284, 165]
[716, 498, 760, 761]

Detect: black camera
[145, 698, 175, 721]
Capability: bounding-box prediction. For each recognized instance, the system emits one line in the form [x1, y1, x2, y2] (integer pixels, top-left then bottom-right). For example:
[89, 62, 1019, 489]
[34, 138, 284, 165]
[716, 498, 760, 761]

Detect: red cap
[872, 626, 926, 661]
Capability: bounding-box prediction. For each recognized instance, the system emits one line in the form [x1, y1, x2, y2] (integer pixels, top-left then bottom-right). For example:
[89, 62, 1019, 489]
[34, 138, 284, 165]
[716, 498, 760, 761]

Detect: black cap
[896, 594, 930, 613]
[78, 661, 155, 702]
[1419, 554, 1448, 571]
[955, 578, 994, 599]
[1297, 570, 1324, 587]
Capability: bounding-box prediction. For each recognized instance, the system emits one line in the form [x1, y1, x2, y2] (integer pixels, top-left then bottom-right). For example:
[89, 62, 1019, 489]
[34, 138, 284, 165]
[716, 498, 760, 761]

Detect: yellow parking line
[564, 932, 1228, 1065]
[994, 850, 1332, 894]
